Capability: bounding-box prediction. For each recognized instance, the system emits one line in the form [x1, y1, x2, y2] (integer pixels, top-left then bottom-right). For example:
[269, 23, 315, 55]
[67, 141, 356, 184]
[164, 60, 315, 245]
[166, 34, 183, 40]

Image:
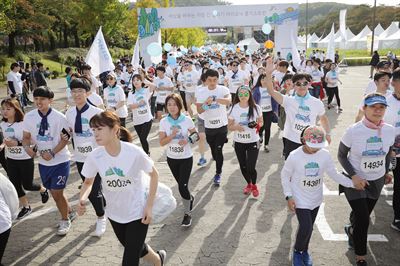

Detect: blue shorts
[39, 161, 70, 190]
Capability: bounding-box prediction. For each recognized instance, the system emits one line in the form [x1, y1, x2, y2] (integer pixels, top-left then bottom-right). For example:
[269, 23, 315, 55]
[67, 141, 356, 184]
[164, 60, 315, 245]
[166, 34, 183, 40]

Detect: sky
[227, 0, 399, 5]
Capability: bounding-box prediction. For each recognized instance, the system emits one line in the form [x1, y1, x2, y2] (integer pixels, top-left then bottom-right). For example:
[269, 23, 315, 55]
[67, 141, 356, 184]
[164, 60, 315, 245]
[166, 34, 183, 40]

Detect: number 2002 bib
[103, 174, 133, 192]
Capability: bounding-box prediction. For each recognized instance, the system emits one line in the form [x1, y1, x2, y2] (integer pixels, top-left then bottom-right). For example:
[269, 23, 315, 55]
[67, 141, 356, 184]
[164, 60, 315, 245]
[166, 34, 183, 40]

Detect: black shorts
[156, 103, 165, 112]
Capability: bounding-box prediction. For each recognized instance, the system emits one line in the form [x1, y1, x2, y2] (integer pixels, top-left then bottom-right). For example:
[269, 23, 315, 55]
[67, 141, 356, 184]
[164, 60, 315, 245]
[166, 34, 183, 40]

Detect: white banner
[85, 27, 115, 77]
[290, 30, 301, 69]
[339, 9, 347, 41]
[326, 24, 336, 61]
[131, 37, 140, 68]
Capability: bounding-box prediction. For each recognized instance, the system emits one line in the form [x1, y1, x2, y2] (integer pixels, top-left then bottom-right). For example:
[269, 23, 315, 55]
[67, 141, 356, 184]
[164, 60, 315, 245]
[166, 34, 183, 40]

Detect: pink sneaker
[252, 184, 260, 198]
[243, 183, 252, 195]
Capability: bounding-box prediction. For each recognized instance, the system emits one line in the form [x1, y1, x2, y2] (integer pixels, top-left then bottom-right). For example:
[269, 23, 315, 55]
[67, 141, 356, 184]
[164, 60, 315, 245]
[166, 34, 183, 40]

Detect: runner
[0, 98, 48, 219]
[228, 85, 263, 197]
[78, 111, 166, 266]
[196, 69, 231, 185]
[225, 61, 248, 102]
[159, 93, 197, 226]
[308, 59, 324, 99]
[338, 93, 394, 266]
[281, 126, 358, 266]
[182, 60, 200, 118]
[381, 69, 400, 231]
[103, 72, 128, 127]
[65, 78, 106, 237]
[325, 62, 343, 113]
[154, 66, 174, 121]
[194, 72, 209, 167]
[22, 86, 74, 236]
[264, 58, 331, 159]
[127, 74, 154, 155]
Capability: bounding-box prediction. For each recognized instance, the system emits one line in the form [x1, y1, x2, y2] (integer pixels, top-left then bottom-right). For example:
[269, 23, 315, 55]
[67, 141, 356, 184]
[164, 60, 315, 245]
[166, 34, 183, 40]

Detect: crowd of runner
[1, 47, 400, 266]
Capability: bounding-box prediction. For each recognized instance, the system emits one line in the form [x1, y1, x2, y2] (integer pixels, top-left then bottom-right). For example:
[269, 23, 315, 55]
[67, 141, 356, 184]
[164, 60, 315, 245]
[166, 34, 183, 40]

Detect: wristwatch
[285, 196, 292, 201]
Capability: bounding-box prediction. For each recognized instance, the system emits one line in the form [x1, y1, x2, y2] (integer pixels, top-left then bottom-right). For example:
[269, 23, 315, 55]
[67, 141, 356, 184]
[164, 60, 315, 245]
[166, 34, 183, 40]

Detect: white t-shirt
[66, 104, 102, 162]
[384, 94, 400, 157]
[122, 71, 136, 90]
[88, 92, 104, 108]
[177, 72, 185, 91]
[341, 121, 395, 181]
[195, 86, 206, 120]
[272, 70, 285, 85]
[196, 85, 230, 129]
[228, 104, 261, 143]
[127, 88, 153, 126]
[89, 75, 101, 94]
[310, 67, 324, 82]
[282, 95, 325, 144]
[154, 77, 174, 104]
[7, 71, 23, 94]
[325, 70, 339, 88]
[159, 115, 195, 159]
[240, 68, 251, 81]
[82, 142, 154, 223]
[104, 85, 128, 118]
[0, 122, 31, 160]
[226, 70, 247, 93]
[259, 87, 273, 112]
[183, 69, 200, 93]
[281, 147, 354, 210]
[23, 108, 70, 166]
[364, 80, 377, 95]
[0, 173, 19, 234]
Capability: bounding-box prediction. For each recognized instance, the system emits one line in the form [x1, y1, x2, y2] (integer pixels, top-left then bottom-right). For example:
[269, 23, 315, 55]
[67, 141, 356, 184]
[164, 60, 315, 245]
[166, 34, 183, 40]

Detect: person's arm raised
[265, 58, 283, 105]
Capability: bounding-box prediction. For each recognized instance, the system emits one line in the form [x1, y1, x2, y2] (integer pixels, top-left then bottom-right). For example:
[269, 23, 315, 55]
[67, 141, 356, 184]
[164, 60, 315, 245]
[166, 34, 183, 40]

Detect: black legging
[179, 90, 188, 111]
[167, 157, 193, 200]
[134, 120, 152, 155]
[258, 111, 273, 145]
[109, 218, 149, 266]
[0, 228, 11, 265]
[7, 158, 40, 198]
[348, 198, 378, 256]
[76, 162, 105, 217]
[326, 86, 341, 107]
[393, 157, 400, 220]
[234, 141, 259, 184]
[294, 207, 319, 252]
[205, 126, 228, 175]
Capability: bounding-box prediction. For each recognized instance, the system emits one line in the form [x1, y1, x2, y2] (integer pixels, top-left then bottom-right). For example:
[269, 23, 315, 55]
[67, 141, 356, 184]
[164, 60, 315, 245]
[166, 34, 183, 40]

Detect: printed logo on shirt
[4, 127, 14, 133]
[304, 162, 320, 177]
[209, 96, 220, 110]
[302, 162, 322, 190]
[104, 167, 132, 190]
[35, 123, 54, 141]
[170, 125, 183, 140]
[295, 105, 311, 123]
[238, 112, 249, 126]
[362, 136, 385, 156]
[108, 93, 115, 97]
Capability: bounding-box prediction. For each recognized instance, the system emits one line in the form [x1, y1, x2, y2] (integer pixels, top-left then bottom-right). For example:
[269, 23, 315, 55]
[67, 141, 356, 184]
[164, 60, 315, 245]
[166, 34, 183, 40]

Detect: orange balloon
[264, 40, 274, 49]
[236, 47, 241, 52]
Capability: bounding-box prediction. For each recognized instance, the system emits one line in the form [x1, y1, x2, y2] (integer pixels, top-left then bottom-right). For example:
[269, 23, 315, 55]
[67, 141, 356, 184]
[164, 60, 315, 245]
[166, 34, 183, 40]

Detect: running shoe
[252, 184, 260, 198]
[391, 220, 400, 231]
[292, 251, 304, 266]
[69, 211, 78, 222]
[302, 251, 313, 266]
[259, 137, 263, 145]
[17, 206, 32, 219]
[213, 174, 221, 185]
[57, 219, 71, 236]
[243, 184, 252, 195]
[95, 217, 107, 237]
[181, 214, 192, 227]
[344, 224, 354, 249]
[356, 259, 368, 266]
[157, 250, 167, 266]
[189, 195, 195, 212]
[40, 189, 49, 204]
[197, 157, 207, 167]
[264, 145, 270, 153]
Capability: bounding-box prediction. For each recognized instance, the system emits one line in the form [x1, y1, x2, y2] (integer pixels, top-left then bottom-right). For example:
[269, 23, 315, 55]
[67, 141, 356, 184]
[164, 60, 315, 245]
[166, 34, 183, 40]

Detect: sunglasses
[106, 77, 114, 80]
[232, 64, 238, 67]
[295, 81, 309, 87]
[238, 92, 249, 97]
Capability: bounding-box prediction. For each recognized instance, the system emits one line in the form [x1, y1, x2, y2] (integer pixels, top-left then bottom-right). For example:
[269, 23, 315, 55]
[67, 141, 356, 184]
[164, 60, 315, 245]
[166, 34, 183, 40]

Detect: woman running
[127, 74, 154, 155]
[78, 111, 166, 266]
[1, 98, 48, 219]
[281, 126, 358, 266]
[338, 93, 394, 266]
[103, 72, 128, 127]
[159, 93, 197, 227]
[228, 85, 263, 197]
[325, 62, 343, 113]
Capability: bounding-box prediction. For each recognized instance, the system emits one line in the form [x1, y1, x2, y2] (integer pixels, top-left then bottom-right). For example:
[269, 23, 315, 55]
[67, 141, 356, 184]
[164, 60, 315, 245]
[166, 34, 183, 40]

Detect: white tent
[373, 23, 385, 36]
[347, 25, 372, 49]
[237, 37, 260, 50]
[334, 28, 356, 49]
[377, 22, 400, 48]
[308, 33, 321, 48]
[380, 29, 400, 49]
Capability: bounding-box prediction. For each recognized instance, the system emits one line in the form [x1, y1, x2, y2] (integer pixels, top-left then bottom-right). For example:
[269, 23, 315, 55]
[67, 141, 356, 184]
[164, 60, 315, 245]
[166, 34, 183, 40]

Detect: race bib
[136, 107, 148, 117]
[158, 91, 167, 97]
[293, 122, 308, 132]
[167, 143, 185, 158]
[76, 142, 94, 155]
[38, 143, 53, 156]
[360, 156, 385, 173]
[206, 117, 223, 128]
[236, 131, 252, 141]
[261, 105, 272, 112]
[103, 174, 133, 192]
[8, 146, 23, 155]
[300, 176, 322, 191]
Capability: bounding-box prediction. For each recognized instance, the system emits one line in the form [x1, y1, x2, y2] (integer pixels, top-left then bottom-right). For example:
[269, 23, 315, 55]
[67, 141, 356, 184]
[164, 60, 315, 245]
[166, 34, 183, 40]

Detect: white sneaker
[57, 219, 71, 236]
[95, 217, 107, 237]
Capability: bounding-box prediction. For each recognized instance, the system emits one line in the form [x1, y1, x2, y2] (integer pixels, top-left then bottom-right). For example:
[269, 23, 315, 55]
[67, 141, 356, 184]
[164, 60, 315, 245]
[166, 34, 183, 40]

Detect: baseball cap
[377, 61, 390, 69]
[364, 93, 388, 106]
[106, 72, 117, 79]
[302, 126, 328, 149]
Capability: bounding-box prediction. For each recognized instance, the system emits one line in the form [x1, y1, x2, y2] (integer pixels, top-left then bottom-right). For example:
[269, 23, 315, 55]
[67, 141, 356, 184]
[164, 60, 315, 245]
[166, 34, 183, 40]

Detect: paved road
[2, 67, 399, 265]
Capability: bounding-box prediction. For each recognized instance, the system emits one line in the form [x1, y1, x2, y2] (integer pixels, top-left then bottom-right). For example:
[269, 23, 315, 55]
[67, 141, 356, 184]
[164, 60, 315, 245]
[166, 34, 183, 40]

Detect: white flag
[326, 24, 335, 61]
[131, 37, 140, 68]
[339, 9, 347, 41]
[85, 27, 115, 77]
[290, 30, 301, 69]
